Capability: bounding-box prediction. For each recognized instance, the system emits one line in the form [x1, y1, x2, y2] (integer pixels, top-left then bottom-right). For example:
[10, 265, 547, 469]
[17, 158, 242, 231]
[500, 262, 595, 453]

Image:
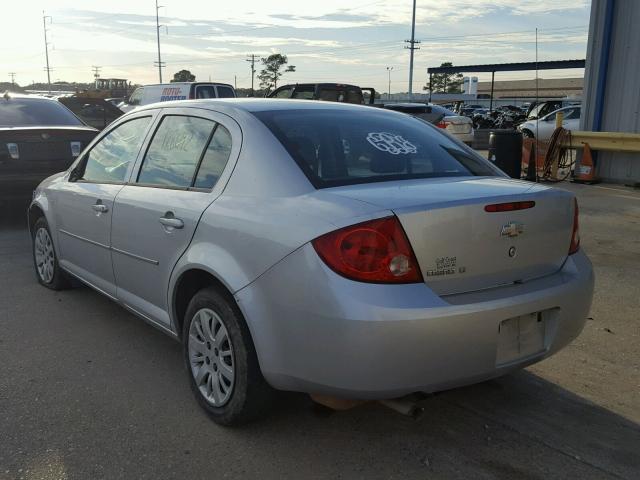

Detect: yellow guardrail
[560, 131, 640, 153]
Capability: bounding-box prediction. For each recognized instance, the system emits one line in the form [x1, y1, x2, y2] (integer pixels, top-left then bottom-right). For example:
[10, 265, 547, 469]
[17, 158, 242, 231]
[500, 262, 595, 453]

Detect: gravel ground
[0, 182, 639, 480]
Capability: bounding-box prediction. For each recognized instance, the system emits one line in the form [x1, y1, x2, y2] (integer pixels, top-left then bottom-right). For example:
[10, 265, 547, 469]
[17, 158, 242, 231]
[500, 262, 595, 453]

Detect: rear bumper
[451, 131, 474, 144]
[236, 245, 594, 399]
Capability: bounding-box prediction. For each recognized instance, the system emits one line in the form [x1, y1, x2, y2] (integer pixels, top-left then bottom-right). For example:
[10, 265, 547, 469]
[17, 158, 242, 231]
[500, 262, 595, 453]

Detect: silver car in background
[29, 99, 593, 425]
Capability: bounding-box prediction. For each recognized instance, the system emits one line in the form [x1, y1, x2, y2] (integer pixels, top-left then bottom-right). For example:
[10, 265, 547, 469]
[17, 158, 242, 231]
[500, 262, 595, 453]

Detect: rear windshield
[254, 109, 497, 188]
[0, 98, 84, 127]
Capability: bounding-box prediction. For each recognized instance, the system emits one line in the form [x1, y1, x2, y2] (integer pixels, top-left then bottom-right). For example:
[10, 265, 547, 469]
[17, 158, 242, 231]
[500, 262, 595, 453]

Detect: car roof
[139, 82, 234, 88]
[278, 83, 361, 89]
[1, 92, 58, 102]
[385, 103, 428, 107]
[133, 98, 380, 114]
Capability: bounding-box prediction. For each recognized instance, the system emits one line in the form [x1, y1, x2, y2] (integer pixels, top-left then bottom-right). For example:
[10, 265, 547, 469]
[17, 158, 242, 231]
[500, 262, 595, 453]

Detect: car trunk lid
[0, 126, 97, 173]
[326, 177, 574, 296]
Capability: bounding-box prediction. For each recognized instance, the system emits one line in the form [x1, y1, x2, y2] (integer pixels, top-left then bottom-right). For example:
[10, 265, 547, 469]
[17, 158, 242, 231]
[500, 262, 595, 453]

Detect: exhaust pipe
[309, 393, 425, 419]
[379, 398, 424, 419]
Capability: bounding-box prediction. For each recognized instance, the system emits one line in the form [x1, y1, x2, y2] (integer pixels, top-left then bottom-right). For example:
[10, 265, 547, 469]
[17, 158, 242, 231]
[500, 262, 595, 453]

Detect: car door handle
[159, 214, 184, 229]
[92, 202, 109, 213]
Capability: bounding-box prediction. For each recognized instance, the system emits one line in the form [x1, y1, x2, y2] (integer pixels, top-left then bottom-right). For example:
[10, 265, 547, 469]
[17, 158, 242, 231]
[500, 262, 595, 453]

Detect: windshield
[0, 98, 84, 127]
[254, 109, 498, 188]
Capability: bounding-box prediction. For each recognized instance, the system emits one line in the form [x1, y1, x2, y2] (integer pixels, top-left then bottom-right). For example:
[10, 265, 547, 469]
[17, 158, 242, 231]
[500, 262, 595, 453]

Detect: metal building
[582, 0, 640, 183]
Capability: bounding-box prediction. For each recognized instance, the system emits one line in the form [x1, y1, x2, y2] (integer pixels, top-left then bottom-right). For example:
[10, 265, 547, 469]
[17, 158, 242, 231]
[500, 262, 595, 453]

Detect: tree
[171, 70, 196, 83]
[257, 54, 295, 91]
[423, 62, 464, 93]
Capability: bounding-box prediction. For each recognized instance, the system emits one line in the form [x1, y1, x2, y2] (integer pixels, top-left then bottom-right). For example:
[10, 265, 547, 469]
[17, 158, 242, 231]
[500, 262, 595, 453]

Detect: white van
[119, 82, 236, 112]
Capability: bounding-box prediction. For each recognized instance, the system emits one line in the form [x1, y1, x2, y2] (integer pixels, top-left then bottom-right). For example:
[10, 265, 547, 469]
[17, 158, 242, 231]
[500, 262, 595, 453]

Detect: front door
[111, 108, 239, 326]
[54, 114, 154, 296]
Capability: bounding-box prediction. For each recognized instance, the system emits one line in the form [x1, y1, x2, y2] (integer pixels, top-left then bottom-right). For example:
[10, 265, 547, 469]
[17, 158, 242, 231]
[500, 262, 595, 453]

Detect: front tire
[183, 286, 274, 425]
[32, 217, 71, 290]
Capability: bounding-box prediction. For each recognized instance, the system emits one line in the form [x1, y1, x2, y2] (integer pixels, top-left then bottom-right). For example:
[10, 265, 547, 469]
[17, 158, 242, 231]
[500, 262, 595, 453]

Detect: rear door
[110, 107, 240, 326]
[54, 112, 155, 296]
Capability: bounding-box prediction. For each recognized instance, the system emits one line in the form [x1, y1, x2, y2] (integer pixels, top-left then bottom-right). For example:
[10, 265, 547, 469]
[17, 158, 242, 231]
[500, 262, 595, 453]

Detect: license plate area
[496, 312, 547, 366]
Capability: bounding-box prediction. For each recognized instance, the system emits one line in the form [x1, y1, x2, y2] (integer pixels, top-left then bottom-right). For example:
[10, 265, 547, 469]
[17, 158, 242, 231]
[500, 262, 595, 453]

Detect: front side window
[128, 88, 143, 106]
[273, 87, 294, 99]
[137, 115, 215, 188]
[78, 116, 151, 183]
[254, 109, 498, 188]
[292, 86, 315, 100]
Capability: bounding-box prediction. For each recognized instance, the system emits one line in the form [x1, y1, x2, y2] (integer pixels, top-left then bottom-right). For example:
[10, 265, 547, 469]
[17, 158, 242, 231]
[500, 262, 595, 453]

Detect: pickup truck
[267, 83, 376, 105]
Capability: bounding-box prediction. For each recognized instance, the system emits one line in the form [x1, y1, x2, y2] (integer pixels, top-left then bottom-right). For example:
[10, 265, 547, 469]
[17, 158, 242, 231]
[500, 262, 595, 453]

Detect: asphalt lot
[1, 183, 639, 480]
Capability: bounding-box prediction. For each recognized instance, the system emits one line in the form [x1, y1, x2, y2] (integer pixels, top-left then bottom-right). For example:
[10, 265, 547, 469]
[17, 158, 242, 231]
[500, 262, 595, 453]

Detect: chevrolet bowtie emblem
[501, 221, 524, 238]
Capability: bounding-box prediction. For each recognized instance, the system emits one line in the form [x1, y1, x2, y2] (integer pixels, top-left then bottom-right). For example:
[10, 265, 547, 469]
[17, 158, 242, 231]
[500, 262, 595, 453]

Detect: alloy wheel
[188, 308, 235, 406]
[34, 227, 55, 284]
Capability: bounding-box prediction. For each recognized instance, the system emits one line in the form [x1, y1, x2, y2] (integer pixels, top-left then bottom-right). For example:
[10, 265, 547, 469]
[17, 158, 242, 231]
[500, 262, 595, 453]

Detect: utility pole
[154, 0, 165, 83]
[404, 0, 420, 99]
[9, 72, 16, 85]
[42, 11, 52, 94]
[246, 54, 257, 96]
[386, 66, 393, 99]
[92, 66, 101, 79]
[234, 75, 237, 89]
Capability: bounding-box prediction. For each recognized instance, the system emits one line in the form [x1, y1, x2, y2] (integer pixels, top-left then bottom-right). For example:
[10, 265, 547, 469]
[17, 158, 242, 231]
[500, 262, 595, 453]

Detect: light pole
[386, 66, 393, 99]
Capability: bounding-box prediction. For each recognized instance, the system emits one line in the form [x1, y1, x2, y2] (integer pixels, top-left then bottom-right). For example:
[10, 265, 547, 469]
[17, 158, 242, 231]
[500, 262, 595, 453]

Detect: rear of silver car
[438, 115, 474, 145]
[235, 177, 592, 399]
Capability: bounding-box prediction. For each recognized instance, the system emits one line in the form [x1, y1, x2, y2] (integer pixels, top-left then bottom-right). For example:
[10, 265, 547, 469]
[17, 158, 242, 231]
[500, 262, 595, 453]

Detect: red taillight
[484, 201, 535, 212]
[569, 198, 580, 254]
[436, 120, 448, 129]
[312, 216, 423, 283]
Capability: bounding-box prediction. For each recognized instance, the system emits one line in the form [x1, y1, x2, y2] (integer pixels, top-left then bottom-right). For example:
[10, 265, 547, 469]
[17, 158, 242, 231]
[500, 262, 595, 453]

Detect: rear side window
[216, 86, 235, 98]
[254, 109, 497, 188]
[194, 125, 232, 189]
[0, 98, 84, 127]
[79, 116, 151, 183]
[196, 86, 216, 99]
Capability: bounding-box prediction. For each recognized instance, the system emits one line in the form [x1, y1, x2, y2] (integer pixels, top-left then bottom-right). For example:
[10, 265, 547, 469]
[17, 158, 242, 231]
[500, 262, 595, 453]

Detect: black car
[1, 93, 98, 201]
[268, 83, 376, 105]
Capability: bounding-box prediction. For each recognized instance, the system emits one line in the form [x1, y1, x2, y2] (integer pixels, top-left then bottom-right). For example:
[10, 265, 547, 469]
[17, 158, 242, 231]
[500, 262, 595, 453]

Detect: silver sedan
[29, 99, 594, 425]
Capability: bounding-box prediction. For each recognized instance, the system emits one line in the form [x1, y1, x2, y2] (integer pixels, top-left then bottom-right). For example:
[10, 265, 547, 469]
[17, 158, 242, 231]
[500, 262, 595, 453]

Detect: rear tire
[183, 286, 274, 425]
[32, 217, 71, 290]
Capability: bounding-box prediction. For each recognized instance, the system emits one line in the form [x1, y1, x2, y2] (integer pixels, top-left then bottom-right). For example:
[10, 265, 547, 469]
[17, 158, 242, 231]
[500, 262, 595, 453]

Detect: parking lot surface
[1, 183, 639, 480]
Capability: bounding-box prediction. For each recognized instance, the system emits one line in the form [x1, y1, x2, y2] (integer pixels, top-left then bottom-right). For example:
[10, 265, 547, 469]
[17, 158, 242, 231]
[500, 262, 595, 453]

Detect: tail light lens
[312, 216, 422, 283]
[569, 198, 580, 254]
[436, 120, 448, 129]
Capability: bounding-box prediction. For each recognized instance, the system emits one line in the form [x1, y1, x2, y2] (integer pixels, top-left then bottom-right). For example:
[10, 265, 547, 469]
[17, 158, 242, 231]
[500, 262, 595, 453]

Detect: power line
[246, 54, 257, 95]
[154, 0, 165, 83]
[405, 0, 419, 98]
[42, 11, 52, 94]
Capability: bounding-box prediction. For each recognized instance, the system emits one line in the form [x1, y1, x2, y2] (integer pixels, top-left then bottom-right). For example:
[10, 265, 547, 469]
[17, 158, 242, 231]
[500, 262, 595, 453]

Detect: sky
[0, 0, 591, 92]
